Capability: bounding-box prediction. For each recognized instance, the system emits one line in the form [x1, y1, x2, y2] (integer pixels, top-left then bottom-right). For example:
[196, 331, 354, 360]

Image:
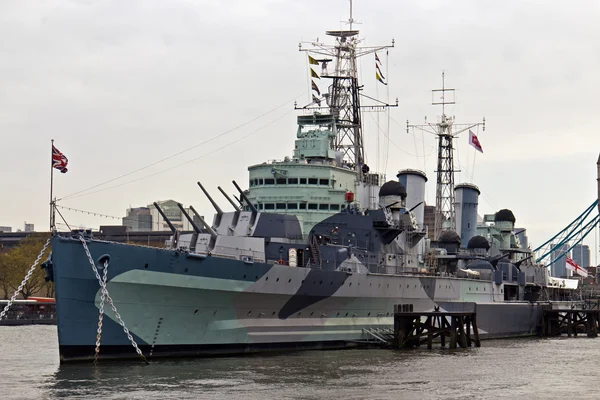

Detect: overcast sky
[1, 0, 599, 259]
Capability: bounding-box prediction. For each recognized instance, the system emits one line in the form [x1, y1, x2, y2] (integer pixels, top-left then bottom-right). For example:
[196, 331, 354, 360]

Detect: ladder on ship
[309, 235, 322, 269]
[362, 327, 395, 345]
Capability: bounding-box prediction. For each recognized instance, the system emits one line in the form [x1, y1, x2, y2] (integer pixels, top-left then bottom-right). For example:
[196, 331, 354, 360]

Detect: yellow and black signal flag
[376, 71, 387, 85]
[312, 94, 321, 106]
[308, 54, 319, 65]
[376, 63, 385, 80]
[311, 80, 321, 96]
[375, 52, 381, 64]
[310, 68, 320, 79]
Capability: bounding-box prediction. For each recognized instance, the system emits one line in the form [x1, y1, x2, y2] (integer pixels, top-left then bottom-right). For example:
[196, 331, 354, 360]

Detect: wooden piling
[541, 309, 600, 338]
[393, 310, 480, 350]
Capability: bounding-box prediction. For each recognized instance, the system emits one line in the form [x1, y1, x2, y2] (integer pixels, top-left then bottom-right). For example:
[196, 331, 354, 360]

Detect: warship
[44, 9, 587, 363]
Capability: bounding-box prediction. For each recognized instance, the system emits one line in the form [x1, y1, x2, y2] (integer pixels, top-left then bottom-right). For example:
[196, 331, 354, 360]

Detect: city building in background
[122, 207, 153, 232]
[423, 205, 436, 240]
[572, 244, 591, 269]
[0, 226, 11, 233]
[551, 243, 571, 278]
[123, 200, 203, 232]
[24, 222, 34, 232]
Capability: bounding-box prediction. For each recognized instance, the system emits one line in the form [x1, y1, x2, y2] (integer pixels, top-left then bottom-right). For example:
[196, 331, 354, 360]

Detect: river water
[0, 325, 598, 399]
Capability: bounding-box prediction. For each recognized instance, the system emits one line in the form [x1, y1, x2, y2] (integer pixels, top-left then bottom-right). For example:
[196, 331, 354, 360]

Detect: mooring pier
[541, 308, 600, 338]
[393, 306, 481, 349]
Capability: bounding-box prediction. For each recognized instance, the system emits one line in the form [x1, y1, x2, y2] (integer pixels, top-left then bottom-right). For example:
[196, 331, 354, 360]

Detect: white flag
[566, 256, 588, 278]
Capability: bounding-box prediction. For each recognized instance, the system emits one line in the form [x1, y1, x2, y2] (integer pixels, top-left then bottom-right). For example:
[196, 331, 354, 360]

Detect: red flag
[468, 130, 483, 153]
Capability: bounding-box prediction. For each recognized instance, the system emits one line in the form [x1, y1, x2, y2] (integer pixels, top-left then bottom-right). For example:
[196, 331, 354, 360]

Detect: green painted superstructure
[246, 114, 358, 233]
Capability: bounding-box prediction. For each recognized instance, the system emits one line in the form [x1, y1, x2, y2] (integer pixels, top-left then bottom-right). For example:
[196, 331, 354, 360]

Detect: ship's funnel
[397, 169, 427, 228]
[454, 183, 480, 247]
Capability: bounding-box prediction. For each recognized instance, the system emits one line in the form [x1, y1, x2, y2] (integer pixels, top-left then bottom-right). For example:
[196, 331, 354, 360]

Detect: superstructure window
[264, 178, 275, 185]
[288, 178, 298, 184]
[258, 203, 264, 209]
[264, 203, 275, 210]
[308, 178, 318, 185]
[276, 178, 286, 185]
[330, 204, 340, 211]
[319, 179, 329, 185]
[300, 178, 307, 184]
[308, 204, 318, 210]
[319, 204, 329, 210]
[299, 203, 307, 210]
[288, 203, 298, 210]
[276, 203, 286, 210]
[258, 178, 263, 185]
[249, 180, 254, 187]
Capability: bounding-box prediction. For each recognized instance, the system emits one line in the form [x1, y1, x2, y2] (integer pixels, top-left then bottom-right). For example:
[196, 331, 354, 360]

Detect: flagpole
[50, 139, 54, 232]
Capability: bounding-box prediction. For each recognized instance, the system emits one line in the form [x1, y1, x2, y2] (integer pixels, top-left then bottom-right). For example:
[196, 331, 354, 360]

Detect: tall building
[123, 200, 203, 232]
[123, 207, 153, 232]
[424, 205, 436, 240]
[572, 244, 590, 269]
[551, 243, 571, 278]
[0, 226, 11, 233]
[24, 222, 34, 232]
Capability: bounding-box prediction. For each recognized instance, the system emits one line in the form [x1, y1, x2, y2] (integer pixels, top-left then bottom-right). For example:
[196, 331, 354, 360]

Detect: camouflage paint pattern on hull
[51, 237, 541, 362]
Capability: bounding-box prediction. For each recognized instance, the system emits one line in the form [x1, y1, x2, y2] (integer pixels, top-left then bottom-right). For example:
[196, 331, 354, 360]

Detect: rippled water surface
[1, 326, 599, 399]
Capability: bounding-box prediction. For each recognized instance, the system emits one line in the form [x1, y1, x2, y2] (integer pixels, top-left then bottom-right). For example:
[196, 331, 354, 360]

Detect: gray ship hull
[51, 236, 545, 362]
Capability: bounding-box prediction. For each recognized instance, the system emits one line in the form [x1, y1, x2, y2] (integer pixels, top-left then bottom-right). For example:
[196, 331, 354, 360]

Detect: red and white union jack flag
[52, 145, 68, 173]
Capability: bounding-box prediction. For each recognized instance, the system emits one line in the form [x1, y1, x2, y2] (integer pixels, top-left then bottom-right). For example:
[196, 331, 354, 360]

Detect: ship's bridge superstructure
[246, 114, 358, 234]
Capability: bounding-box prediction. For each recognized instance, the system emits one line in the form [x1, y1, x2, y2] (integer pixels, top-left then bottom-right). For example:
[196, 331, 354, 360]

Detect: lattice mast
[408, 73, 485, 240]
[298, 0, 394, 180]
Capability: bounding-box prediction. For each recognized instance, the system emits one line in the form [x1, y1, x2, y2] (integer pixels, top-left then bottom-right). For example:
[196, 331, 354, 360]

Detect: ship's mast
[409, 73, 485, 240]
[298, 1, 395, 180]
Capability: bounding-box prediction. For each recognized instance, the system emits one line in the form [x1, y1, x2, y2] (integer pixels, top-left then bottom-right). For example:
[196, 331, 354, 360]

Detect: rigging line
[62, 108, 295, 201]
[384, 49, 391, 174]
[56, 205, 162, 228]
[368, 113, 432, 159]
[59, 92, 306, 201]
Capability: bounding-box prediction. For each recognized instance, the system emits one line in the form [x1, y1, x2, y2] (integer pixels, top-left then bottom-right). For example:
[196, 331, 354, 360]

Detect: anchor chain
[0, 238, 51, 321]
[94, 260, 109, 365]
[78, 236, 149, 364]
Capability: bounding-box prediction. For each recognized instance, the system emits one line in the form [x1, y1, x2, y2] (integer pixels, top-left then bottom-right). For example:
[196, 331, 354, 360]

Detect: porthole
[243, 274, 247, 279]
[345, 312, 349, 316]
[368, 312, 371, 316]
[337, 312, 340, 316]
[184, 268, 188, 273]
[310, 312, 314, 316]
[288, 279, 292, 283]
[349, 282, 352, 286]
[144, 263, 149, 269]
[247, 311, 252, 316]
[330, 281, 333, 285]
[272, 311, 276, 316]
[319, 280, 323, 284]
[266, 277, 269, 281]
[194, 309, 198, 314]
[276, 278, 279, 282]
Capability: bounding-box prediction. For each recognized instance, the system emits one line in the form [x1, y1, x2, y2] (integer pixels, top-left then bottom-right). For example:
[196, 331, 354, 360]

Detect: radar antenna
[298, 1, 395, 180]
[408, 72, 485, 240]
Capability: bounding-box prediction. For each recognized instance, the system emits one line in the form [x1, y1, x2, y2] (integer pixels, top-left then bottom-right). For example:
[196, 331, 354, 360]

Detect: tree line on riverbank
[0, 233, 53, 299]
